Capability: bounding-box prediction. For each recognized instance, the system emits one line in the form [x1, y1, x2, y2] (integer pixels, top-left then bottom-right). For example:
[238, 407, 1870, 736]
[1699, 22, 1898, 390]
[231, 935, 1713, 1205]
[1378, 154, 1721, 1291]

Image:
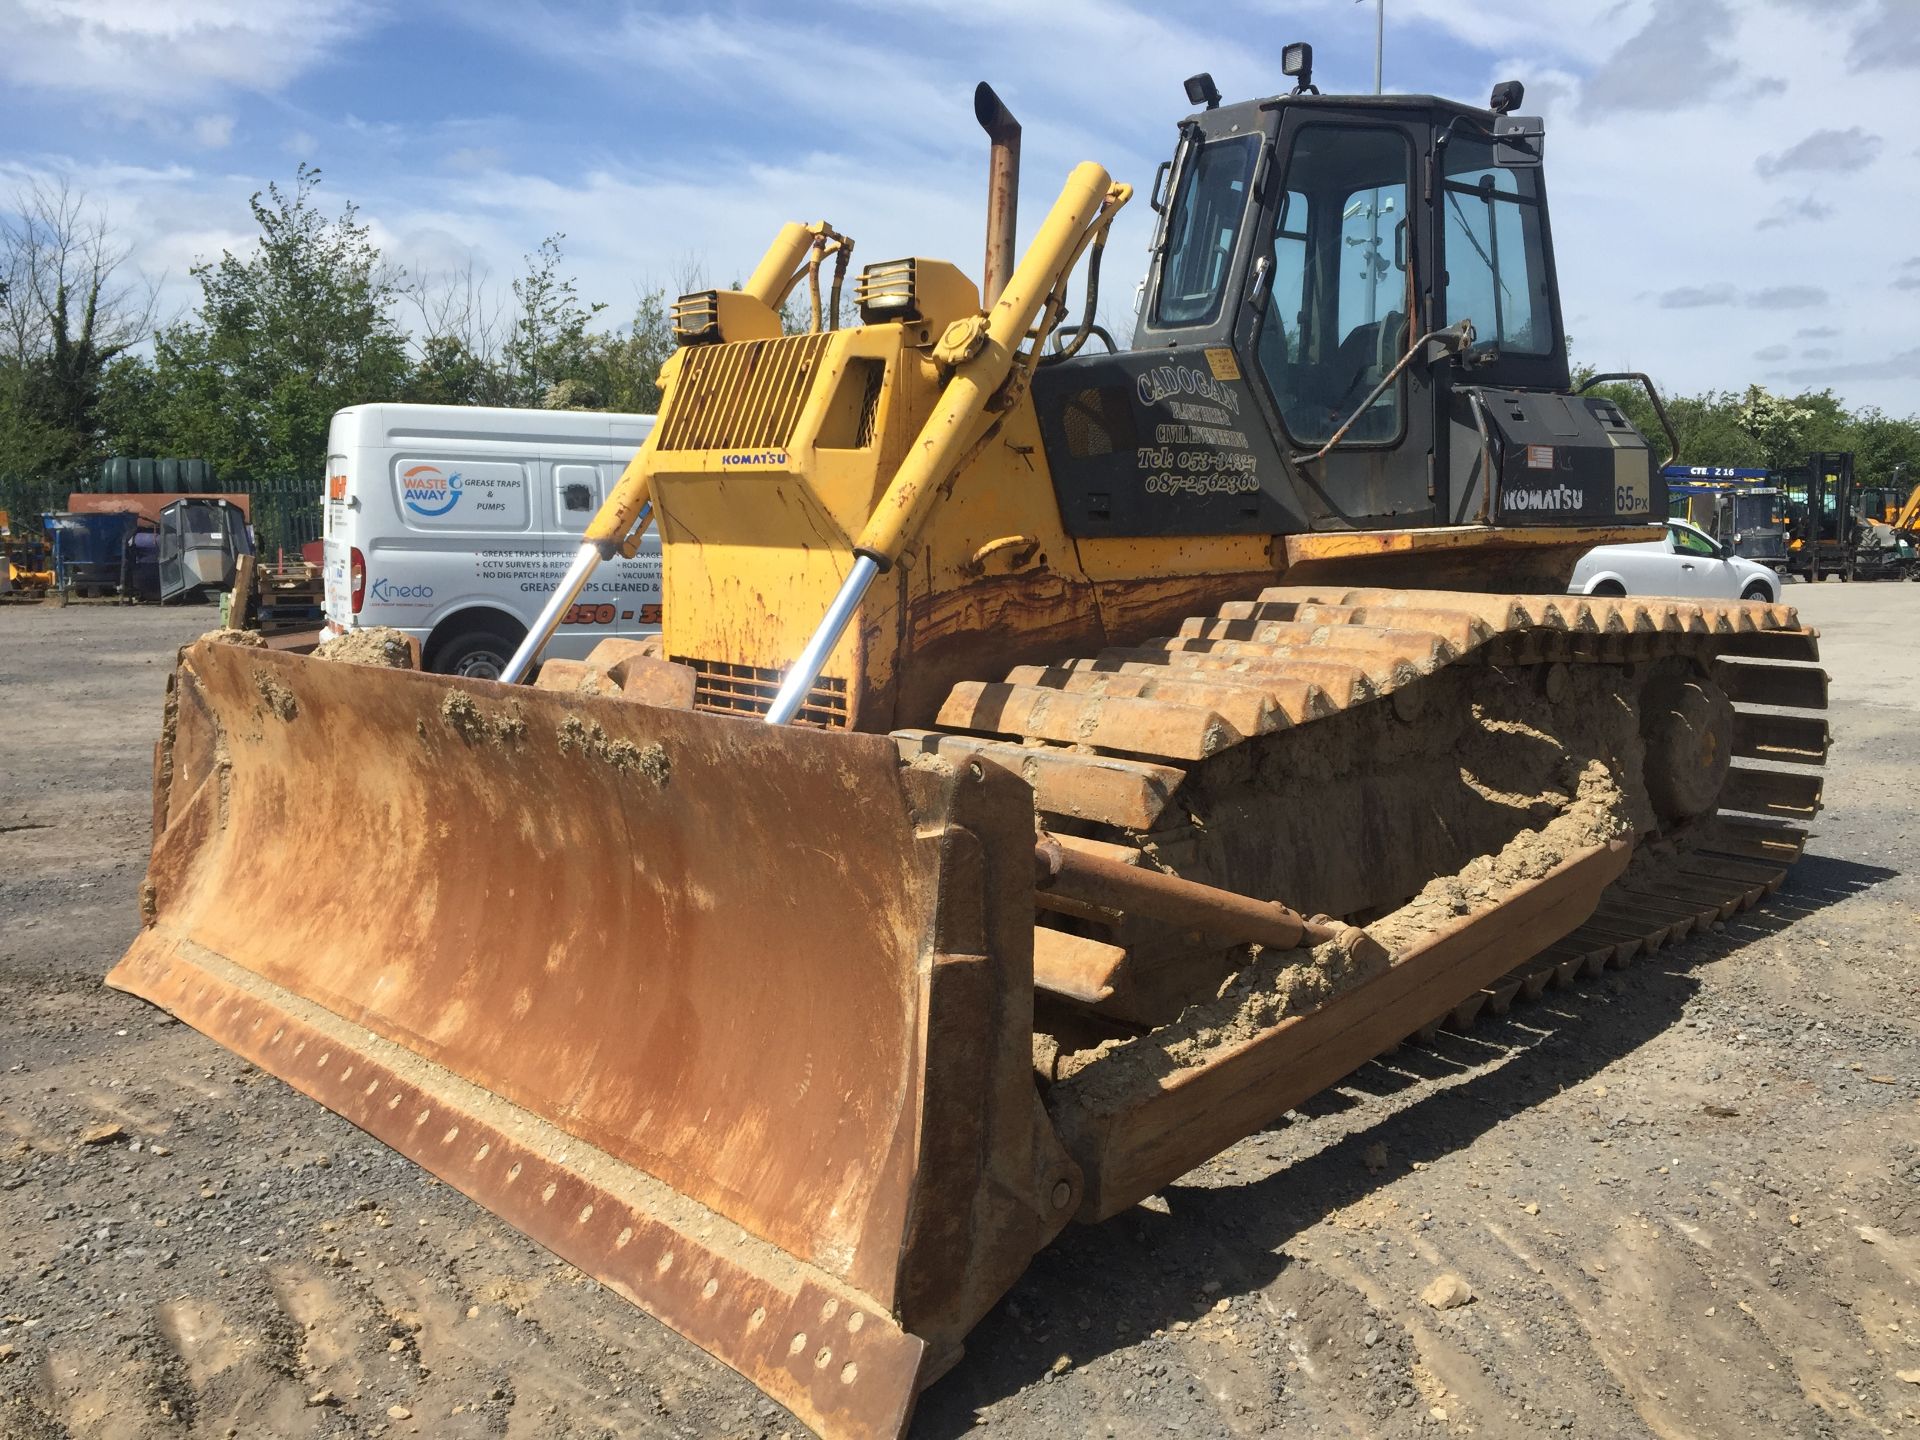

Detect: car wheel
[1590, 580, 1626, 597]
[1740, 580, 1774, 602]
[432, 628, 522, 680]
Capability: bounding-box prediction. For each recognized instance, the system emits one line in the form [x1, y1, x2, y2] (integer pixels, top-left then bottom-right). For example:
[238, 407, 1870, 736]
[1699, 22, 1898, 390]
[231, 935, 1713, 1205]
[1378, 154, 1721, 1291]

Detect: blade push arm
[765, 163, 1131, 723]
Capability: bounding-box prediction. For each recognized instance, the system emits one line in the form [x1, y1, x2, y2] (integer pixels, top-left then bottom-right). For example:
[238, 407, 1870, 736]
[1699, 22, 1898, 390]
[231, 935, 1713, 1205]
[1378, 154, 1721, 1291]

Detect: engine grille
[674, 656, 850, 729]
[655, 332, 832, 454]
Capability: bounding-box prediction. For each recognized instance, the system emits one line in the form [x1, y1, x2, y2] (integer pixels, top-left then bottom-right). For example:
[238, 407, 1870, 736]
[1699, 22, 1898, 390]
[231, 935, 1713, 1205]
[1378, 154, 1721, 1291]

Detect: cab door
[1238, 109, 1435, 527]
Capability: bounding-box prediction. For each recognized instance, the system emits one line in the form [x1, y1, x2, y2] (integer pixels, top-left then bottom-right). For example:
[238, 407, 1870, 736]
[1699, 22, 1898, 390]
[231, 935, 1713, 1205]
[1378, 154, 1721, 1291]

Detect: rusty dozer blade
[109, 640, 1079, 1440]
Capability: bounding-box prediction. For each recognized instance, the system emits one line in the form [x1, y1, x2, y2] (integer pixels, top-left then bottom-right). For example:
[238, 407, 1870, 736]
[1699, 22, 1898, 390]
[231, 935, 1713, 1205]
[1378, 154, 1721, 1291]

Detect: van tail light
[350, 546, 366, 614]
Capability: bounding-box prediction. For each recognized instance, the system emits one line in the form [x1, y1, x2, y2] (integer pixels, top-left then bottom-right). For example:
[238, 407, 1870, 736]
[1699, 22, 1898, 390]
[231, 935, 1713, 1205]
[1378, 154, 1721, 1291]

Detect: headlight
[853, 260, 920, 324]
[670, 291, 723, 345]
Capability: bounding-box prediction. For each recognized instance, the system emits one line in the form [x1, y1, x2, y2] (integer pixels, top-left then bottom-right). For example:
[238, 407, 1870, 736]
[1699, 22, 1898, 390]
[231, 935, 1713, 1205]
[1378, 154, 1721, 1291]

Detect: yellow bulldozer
[111, 54, 1828, 1440]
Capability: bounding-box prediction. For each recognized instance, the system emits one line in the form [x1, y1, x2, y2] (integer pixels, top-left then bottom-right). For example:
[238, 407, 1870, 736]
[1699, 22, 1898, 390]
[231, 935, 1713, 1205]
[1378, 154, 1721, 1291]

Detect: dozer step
[1719, 765, 1825, 820]
[1595, 900, 1696, 945]
[1092, 645, 1378, 709]
[937, 681, 1244, 761]
[1680, 854, 1788, 897]
[1036, 655, 1336, 725]
[891, 728, 1185, 829]
[1699, 817, 1808, 864]
[1713, 628, 1822, 663]
[1732, 711, 1831, 765]
[1158, 634, 1436, 689]
[1714, 659, 1829, 709]
[1610, 888, 1722, 930]
[1033, 928, 1128, 1006]
[998, 664, 1289, 736]
[1176, 616, 1460, 670]
[1213, 600, 1493, 651]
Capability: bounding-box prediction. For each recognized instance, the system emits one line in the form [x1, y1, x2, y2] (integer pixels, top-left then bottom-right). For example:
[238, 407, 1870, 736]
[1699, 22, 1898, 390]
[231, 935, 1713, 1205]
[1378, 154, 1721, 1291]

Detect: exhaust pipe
[974, 82, 1021, 307]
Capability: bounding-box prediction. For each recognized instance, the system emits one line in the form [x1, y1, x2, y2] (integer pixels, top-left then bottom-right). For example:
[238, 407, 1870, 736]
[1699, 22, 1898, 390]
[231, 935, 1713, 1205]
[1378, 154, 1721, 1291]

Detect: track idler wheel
[1640, 671, 1734, 822]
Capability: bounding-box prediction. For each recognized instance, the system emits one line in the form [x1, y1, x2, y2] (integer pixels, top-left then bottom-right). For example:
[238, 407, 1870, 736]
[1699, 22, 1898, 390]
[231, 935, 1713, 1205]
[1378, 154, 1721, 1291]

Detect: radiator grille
[674, 656, 850, 729]
[655, 332, 832, 453]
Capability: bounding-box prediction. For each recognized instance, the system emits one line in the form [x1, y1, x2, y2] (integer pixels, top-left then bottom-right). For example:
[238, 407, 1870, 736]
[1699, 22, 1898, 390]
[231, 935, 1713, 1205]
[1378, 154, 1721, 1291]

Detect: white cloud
[1659, 284, 1738, 310]
[1847, 0, 1920, 71]
[1579, 0, 1741, 113]
[0, 0, 375, 101]
[442, 148, 504, 175]
[191, 114, 234, 150]
[1756, 195, 1833, 229]
[1747, 285, 1829, 311]
[4, 0, 1916, 411]
[1756, 126, 1882, 177]
[0, 155, 256, 327]
[1480, 1, 1916, 408]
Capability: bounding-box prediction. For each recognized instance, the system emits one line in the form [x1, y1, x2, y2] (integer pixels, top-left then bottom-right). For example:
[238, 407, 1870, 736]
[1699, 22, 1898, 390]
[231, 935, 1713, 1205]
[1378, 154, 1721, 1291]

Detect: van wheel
[431, 626, 523, 681]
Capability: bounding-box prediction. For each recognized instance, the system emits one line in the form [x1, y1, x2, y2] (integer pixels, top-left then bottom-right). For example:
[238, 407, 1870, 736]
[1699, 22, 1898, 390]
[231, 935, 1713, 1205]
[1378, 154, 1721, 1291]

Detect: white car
[1569, 519, 1782, 603]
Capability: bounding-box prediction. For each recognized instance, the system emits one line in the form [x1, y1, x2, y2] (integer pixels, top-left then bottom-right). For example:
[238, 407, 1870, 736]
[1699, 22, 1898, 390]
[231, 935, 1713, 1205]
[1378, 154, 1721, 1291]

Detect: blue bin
[44, 512, 140, 593]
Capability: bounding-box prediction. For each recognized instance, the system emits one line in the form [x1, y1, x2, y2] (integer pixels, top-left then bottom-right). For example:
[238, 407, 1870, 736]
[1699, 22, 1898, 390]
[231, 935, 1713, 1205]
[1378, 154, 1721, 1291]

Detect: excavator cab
[1038, 59, 1659, 548]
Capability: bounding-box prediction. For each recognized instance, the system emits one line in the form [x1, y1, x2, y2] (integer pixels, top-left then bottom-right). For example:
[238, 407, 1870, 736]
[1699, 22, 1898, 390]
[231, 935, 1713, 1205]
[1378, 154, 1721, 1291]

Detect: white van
[320, 404, 658, 677]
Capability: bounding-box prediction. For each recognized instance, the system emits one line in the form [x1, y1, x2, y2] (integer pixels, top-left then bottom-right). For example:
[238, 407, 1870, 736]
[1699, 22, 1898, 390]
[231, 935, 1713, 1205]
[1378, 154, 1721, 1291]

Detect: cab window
[1152, 134, 1259, 329]
[1670, 523, 1718, 557]
[1442, 136, 1551, 356]
[1253, 125, 1413, 446]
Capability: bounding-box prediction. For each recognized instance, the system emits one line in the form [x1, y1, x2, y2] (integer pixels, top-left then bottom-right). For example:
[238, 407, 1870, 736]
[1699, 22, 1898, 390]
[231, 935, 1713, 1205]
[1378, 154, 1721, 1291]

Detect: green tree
[504, 235, 604, 407]
[570, 290, 679, 413]
[1734, 385, 1822, 473]
[150, 164, 408, 480]
[1849, 407, 1920, 489]
[0, 179, 153, 483]
[407, 334, 498, 407]
[94, 352, 167, 457]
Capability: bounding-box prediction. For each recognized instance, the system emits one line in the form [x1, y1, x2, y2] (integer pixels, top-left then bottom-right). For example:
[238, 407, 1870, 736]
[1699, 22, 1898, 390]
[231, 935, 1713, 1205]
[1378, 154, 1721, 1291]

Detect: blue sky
[4, 0, 1918, 412]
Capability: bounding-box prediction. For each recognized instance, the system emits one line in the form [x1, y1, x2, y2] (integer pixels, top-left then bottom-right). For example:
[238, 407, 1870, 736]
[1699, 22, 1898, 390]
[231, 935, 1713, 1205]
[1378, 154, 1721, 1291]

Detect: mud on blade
[109, 640, 1077, 1440]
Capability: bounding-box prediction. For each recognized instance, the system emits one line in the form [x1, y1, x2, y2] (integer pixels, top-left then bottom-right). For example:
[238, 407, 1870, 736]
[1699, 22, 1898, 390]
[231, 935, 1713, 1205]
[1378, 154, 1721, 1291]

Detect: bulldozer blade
[108, 640, 1079, 1440]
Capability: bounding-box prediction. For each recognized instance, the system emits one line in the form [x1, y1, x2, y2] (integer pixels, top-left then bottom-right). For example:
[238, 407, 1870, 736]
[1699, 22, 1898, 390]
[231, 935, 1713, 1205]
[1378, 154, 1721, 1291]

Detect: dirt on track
[3, 588, 1918, 1440]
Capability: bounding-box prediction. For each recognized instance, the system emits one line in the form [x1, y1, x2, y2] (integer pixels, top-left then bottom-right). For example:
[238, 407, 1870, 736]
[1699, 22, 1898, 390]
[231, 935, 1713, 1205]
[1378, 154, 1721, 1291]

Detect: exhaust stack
[974, 82, 1021, 307]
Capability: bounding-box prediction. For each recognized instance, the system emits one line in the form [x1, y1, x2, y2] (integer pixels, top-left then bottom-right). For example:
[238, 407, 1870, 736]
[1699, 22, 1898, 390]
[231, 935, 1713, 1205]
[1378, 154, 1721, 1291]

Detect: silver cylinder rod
[764, 554, 879, 725]
[499, 507, 647, 685]
[501, 541, 604, 684]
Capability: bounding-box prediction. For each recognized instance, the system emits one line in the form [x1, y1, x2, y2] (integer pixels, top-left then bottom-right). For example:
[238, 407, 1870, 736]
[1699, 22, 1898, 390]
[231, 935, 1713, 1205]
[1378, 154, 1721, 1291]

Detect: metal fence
[1, 469, 323, 559]
[245, 474, 324, 558]
[0, 474, 68, 532]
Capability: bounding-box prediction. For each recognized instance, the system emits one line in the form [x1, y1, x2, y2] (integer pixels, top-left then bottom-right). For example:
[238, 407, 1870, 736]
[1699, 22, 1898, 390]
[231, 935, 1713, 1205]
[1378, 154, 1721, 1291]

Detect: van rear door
[321, 451, 353, 632]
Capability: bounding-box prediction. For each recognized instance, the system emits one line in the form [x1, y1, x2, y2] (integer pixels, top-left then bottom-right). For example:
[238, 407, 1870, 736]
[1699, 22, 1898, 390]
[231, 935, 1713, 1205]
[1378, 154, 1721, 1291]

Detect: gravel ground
[2, 584, 1916, 1439]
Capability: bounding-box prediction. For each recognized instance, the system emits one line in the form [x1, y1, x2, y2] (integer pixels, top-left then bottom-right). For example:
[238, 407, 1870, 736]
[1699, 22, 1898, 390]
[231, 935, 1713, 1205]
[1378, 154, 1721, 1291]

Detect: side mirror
[1493, 114, 1545, 168]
